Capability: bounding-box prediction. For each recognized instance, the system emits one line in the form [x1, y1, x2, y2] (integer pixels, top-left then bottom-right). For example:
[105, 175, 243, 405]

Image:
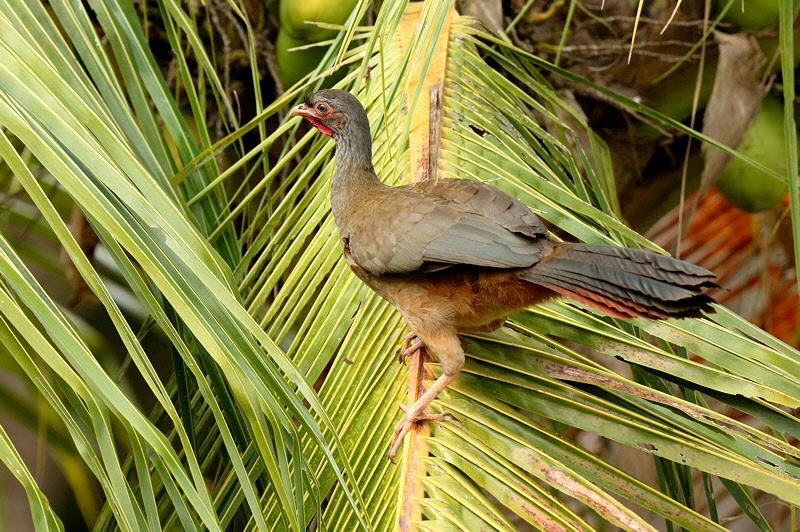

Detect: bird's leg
[387, 371, 459, 462]
[387, 327, 464, 462]
[397, 331, 425, 365]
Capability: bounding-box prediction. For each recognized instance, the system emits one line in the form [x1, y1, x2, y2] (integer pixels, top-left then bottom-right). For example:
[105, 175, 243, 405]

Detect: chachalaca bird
[290, 89, 717, 462]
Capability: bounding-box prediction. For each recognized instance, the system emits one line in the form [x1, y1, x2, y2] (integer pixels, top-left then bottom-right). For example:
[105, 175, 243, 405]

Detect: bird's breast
[354, 265, 559, 333]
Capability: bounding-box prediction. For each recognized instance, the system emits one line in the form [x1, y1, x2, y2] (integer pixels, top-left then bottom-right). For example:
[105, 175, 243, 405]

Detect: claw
[386, 372, 460, 462]
[397, 332, 425, 365]
[387, 417, 414, 463]
[398, 402, 457, 421]
[387, 404, 457, 462]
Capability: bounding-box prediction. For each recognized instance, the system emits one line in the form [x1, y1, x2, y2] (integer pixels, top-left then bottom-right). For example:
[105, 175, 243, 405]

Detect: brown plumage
[290, 89, 717, 462]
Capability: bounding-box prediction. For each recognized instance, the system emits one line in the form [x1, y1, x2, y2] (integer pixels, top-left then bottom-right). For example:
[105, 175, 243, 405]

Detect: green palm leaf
[0, 0, 368, 530]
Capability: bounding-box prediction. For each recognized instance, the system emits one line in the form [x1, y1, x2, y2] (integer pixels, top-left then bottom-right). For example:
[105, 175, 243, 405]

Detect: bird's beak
[290, 102, 334, 136]
[290, 103, 311, 119]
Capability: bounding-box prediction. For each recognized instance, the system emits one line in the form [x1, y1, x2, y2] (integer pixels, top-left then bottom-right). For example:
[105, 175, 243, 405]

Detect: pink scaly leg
[387, 372, 459, 462]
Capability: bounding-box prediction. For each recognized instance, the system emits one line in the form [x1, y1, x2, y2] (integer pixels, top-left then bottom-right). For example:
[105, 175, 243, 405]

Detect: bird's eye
[317, 103, 328, 113]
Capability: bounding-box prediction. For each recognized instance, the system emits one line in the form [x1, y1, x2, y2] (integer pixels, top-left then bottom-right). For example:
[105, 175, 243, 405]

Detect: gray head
[290, 90, 379, 219]
[290, 89, 372, 145]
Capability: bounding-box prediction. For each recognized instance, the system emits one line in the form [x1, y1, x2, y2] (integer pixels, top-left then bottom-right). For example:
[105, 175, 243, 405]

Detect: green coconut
[715, 95, 789, 212]
[716, 0, 799, 29]
[279, 0, 359, 42]
[275, 29, 328, 89]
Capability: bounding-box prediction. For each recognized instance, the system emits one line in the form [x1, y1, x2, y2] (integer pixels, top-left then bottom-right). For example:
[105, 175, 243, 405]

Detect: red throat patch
[306, 117, 333, 136]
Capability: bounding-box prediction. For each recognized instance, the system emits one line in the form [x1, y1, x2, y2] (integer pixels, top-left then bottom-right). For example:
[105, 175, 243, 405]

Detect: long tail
[523, 243, 718, 319]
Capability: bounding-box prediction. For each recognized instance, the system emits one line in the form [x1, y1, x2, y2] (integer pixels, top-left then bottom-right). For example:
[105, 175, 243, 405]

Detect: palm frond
[0, 0, 369, 529]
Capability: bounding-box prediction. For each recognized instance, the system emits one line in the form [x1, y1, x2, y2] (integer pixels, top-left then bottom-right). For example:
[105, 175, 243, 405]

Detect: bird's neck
[330, 127, 383, 226]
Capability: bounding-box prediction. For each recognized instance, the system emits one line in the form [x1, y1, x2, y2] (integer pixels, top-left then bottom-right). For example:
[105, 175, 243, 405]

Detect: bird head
[290, 89, 371, 144]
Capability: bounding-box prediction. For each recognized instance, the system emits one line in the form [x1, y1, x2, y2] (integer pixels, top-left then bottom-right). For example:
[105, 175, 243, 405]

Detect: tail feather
[538, 258, 703, 302]
[567, 244, 716, 284]
[529, 266, 713, 314]
[526, 274, 673, 319]
[524, 243, 717, 319]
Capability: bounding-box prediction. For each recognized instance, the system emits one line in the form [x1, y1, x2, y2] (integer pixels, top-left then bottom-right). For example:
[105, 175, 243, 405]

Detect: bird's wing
[346, 178, 550, 276]
[410, 178, 548, 238]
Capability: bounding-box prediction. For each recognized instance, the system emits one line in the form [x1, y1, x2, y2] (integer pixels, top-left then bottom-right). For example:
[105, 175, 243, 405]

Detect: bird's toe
[397, 333, 425, 365]
[387, 418, 414, 463]
[387, 403, 457, 462]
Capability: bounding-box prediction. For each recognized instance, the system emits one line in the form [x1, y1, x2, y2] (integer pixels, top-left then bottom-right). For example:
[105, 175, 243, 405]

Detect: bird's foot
[396, 332, 425, 365]
[387, 403, 457, 463]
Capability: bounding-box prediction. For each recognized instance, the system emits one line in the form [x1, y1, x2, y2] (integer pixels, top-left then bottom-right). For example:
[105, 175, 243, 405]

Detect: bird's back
[337, 177, 551, 277]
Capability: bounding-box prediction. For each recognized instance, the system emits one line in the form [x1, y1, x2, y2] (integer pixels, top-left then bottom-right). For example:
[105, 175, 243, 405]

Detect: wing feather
[345, 178, 548, 276]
